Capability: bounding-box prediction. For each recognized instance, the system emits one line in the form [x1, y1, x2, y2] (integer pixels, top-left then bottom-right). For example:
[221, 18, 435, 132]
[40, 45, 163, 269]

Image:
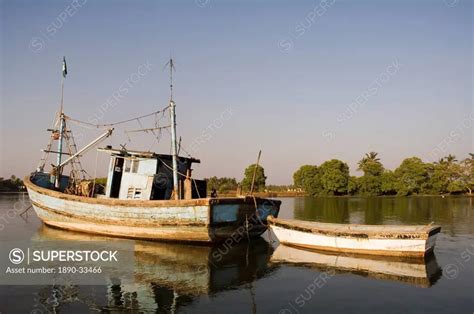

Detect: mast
[55, 56, 67, 189]
[166, 57, 179, 200]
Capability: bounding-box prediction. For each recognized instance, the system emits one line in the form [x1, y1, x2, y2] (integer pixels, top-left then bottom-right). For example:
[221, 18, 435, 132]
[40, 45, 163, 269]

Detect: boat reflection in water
[32, 225, 277, 312]
[270, 244, 442, 288]
[31, 224, 442, 312]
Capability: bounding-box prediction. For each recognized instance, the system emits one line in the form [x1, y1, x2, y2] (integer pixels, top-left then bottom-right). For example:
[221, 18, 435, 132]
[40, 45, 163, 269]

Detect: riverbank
[217, 191, 308, 198]
[215, 191, 472, 198]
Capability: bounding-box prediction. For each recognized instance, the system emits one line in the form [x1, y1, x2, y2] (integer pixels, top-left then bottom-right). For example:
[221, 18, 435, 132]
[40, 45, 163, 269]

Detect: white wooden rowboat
[267, 216, 441, 258]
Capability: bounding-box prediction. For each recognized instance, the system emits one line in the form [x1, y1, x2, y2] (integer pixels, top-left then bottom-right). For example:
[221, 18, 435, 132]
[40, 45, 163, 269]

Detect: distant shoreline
[0, 191, 28, 194]
[1, 191, 471, 198]
[217, 192, 473, 198]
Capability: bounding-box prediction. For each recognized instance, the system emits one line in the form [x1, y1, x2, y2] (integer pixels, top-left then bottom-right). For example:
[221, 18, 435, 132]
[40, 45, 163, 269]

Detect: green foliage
[428, 156, 467, 194]
[447, 180, 466, 194]
[241, 164, 266, 192]
[293, 165, 321, 195]
[394, 157, 431, 196]
[293, 153, 473, 197]
[429, 163, 450, 194]
[205, 176, 238, 193]
[380, 171, 397, 195]
[460, 155, 474, 194]
[319, 159, 350, 195]
[0, 175, 24, 192]
[357, 152, 384, 196]
[347, 176, 359, 195]
[293, 165, 316, 189]
[358, 175, 382, 196]
[358, 152, 383, 176]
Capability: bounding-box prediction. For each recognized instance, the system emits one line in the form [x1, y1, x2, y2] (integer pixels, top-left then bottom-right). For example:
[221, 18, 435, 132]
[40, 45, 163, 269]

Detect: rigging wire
[125, 125, 171, 145]
[91, 150, 99, 197]
[64, 105, 170, 129]
[125, 125, 171, 134]
[125, 125, 171, 135]
[162, 126, 193, 158]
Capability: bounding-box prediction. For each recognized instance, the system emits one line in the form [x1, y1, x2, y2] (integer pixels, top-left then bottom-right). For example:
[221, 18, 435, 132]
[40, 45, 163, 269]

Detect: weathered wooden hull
[267, 216, 441, 258]
[24, 176, 281, 243]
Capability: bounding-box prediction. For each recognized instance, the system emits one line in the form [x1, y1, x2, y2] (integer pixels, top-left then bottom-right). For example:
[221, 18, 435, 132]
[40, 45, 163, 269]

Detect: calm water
[0, 194, 473, 313]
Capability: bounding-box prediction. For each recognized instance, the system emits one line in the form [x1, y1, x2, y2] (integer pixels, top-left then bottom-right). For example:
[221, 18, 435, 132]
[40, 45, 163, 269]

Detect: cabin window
[127, 187, 142, 199]
[124, 159, 131, 172]
[131, 160, 139, 173]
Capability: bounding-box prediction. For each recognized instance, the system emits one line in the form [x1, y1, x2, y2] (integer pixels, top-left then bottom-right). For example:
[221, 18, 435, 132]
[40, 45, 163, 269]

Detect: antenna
[55, 56, 68, 189]
[164, 56, 176, 101]
[164, 56, 179, 199]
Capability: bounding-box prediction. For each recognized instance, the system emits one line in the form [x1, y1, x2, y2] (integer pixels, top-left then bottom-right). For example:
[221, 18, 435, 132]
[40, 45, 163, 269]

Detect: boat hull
[268, 217, 441, 258]
[25, 176, 281, 243]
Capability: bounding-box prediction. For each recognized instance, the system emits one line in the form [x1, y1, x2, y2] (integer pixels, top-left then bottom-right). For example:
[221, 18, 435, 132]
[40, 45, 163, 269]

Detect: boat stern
[209, 197, 281, 241]
[425, 226, 442, 255]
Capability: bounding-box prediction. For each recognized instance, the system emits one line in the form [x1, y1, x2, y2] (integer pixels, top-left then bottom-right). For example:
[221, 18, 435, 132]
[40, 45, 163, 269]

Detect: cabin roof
[97, 147, 200, 163]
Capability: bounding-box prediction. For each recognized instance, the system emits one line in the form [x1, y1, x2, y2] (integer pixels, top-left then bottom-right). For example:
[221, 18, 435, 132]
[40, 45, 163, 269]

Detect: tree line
[0, 176, 25, 192]
[5, 152, 472, 197]
[206, 164, 268, 194]
[293, 153, 473, 196]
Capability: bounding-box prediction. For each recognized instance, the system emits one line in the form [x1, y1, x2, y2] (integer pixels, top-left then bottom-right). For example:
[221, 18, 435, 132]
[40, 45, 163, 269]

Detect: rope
[157, 156, 203, 198]
[192, 177, 202, 198]
[162, 126, 193, 158]
[248, 194, 275, 243]
[65, 105, 170, 129]
[125, 125, 171, 134]
[245, 214, 250, 241]
[91, 150, 99, 197]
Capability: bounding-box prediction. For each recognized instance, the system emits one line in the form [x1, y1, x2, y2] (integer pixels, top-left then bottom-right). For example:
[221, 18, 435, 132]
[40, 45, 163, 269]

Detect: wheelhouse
[99, 146, 206, 200]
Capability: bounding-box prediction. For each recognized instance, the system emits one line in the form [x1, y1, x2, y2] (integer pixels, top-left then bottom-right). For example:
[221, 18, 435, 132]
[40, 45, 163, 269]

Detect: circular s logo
[9, 248, 25, 264]
[29, 37, 46, 53]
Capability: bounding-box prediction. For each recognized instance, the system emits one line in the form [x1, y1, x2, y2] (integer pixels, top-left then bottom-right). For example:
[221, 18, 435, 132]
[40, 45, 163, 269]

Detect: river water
[0, 194, 473, 313]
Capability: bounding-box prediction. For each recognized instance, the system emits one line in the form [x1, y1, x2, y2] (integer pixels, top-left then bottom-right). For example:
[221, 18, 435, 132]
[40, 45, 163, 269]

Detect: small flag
[62, 56, 67, 78]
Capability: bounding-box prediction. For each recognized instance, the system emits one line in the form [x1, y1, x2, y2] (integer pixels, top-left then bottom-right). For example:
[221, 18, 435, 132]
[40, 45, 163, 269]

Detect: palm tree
[357, 158, 367, 171]
[445, 154, 457, 164]
[462, 154, 474, 169]
[366, 152, 380, 162]
[434, 158, 446, 165]
[357, 152, 380, 171]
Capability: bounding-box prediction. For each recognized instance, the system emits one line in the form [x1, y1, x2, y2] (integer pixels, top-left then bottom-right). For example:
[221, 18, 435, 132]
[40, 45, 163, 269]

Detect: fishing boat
[267, 216, 441, 258]
[24, 57, 281, 243]
[270, 244, 441, 287]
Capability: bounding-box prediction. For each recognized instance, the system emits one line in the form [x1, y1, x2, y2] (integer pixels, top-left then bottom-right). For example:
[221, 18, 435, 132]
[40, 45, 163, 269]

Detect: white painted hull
[268, 217, 441, 258]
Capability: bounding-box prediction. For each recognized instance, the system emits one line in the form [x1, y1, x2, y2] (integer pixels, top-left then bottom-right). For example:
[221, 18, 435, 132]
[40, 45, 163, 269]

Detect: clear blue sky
[0, 0, 472, 184]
